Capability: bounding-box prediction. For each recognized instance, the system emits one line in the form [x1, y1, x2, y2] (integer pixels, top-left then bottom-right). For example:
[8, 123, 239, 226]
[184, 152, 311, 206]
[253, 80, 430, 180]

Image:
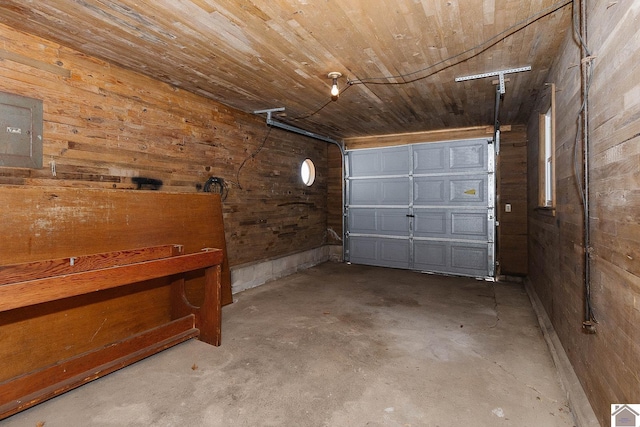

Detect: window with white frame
[300, 158, 316, 186]
[539, 83, 555, 210]
[543, 107, 553, 205]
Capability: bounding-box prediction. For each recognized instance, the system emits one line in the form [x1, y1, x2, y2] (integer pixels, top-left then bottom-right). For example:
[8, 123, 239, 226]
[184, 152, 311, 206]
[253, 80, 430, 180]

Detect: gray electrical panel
[0, 91, 43, 168]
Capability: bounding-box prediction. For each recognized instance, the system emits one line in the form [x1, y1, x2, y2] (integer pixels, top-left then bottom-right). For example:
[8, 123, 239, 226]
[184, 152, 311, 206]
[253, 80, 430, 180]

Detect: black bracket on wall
[132, 177, 163, 190]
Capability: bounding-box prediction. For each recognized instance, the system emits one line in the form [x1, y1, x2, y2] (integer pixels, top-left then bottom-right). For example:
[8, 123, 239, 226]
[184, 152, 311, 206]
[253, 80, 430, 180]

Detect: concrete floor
[4, 262, 576, 426]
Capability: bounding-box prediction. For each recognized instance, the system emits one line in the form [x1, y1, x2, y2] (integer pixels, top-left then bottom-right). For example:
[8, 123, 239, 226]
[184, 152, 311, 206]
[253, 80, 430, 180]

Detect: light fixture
[328, 72, 342, 101]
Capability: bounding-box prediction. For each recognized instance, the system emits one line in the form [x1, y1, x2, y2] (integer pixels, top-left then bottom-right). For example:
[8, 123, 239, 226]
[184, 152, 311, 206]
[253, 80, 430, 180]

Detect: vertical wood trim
[550, 83, 557, 208]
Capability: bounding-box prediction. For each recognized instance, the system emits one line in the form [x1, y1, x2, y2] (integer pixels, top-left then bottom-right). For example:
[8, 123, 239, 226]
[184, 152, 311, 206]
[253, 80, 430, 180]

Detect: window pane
[543, 106, 553, 206]
[545, 159, 553, 205]
[301, 158, 315, 186]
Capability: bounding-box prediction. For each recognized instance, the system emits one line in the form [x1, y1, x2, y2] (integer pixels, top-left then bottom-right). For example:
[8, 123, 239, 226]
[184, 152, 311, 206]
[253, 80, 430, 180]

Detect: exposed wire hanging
[233, 125, 272, 190]
[349, 0, 571, 86]
[291, 0, 572, 122]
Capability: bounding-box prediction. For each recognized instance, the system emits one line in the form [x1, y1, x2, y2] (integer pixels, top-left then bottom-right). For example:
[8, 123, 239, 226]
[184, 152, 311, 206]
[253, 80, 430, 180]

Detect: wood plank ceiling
[0, 0, 573, 139]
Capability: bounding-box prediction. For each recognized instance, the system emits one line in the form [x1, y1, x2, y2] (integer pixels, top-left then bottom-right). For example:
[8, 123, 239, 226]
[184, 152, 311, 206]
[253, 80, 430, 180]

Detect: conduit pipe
[578, 0, 595, 332]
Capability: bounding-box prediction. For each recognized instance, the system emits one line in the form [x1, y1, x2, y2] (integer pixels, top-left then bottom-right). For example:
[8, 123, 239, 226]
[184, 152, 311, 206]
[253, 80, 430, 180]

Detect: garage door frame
[344, 138, 495, 279]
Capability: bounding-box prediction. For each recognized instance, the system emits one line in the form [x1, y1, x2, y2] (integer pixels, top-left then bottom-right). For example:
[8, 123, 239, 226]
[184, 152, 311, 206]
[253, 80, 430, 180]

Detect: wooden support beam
[344, 125, 513, 150]
[0, 49, 71, 77]
[0, 249, 222, 312]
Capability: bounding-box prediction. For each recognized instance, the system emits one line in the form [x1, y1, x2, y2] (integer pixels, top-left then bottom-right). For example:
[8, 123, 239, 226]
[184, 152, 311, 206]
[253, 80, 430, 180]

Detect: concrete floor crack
[488, 282, 501, 328]
[473, 349, 559, 404]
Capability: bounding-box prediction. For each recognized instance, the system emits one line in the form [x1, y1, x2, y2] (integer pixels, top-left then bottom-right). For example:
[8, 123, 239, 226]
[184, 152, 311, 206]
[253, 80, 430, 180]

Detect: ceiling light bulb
[328, 72, 342, 101]
[331, 79, 340, 97]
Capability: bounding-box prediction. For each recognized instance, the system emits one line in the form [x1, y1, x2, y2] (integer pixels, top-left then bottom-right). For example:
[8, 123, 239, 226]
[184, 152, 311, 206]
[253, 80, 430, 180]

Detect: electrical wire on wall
[571, 0, 597, 331]
[289, 0, 572, 122]
[201, 125, 272, 197]
[233, 125, 272, 190]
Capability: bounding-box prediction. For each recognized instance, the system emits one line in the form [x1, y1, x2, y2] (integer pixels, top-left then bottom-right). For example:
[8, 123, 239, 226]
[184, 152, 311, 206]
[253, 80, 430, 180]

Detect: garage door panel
[349, 181, 377, 205]
[413, 211, 447, 235]
[413, 145, 446, 173]
[381, 151, 410, 175]
[348, 208, 377, 233]
[449, 177, 486, 204]
[451, 244, 489, 272]
[349, 152, 380, 176]
[349, 236, 410, 269]
[413, 209, 488, 241]
[414, 241, 489, 276]
[450, 143, 486, 170]
[349, 237, 378, 263]
[413, 139, 488, 175]
[451, 212, 487, 238]
[414, 179, 445, 204]
[349, 146, 409, 177]
[413, 242, 447, 268]
[415, 176, 487, 206]
[380, 240, 410, 267]
[380, 210, 410, 235]
[382, 179, 411, 204]
[349, 178, 410, 205]
[348, 208, 409, 236]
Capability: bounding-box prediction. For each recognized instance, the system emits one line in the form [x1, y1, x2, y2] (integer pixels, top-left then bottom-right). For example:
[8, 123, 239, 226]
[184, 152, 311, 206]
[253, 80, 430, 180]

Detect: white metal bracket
[455, 66, 532, 94]
[253, 107, 341, 147]
[253, 107, 286, 121]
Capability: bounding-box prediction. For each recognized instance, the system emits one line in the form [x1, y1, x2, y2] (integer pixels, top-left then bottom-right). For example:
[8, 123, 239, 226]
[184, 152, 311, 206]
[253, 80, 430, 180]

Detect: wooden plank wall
[0, 23, 329, 268]
[526, 2, 640, 425]
[499, 126, 528, 276]
[343, 125, 529, 276]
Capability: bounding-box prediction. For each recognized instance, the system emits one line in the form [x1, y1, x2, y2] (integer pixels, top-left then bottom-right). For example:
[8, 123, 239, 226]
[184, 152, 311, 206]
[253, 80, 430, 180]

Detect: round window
[300, 158, 316, 186]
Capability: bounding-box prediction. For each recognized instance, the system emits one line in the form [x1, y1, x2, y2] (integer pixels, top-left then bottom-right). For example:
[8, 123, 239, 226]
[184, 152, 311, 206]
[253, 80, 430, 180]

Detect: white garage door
[345, 138, 495, 279]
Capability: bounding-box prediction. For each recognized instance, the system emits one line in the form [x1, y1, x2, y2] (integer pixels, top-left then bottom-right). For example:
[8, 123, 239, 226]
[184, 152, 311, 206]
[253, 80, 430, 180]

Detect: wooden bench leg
[170, 264, 221, 346]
